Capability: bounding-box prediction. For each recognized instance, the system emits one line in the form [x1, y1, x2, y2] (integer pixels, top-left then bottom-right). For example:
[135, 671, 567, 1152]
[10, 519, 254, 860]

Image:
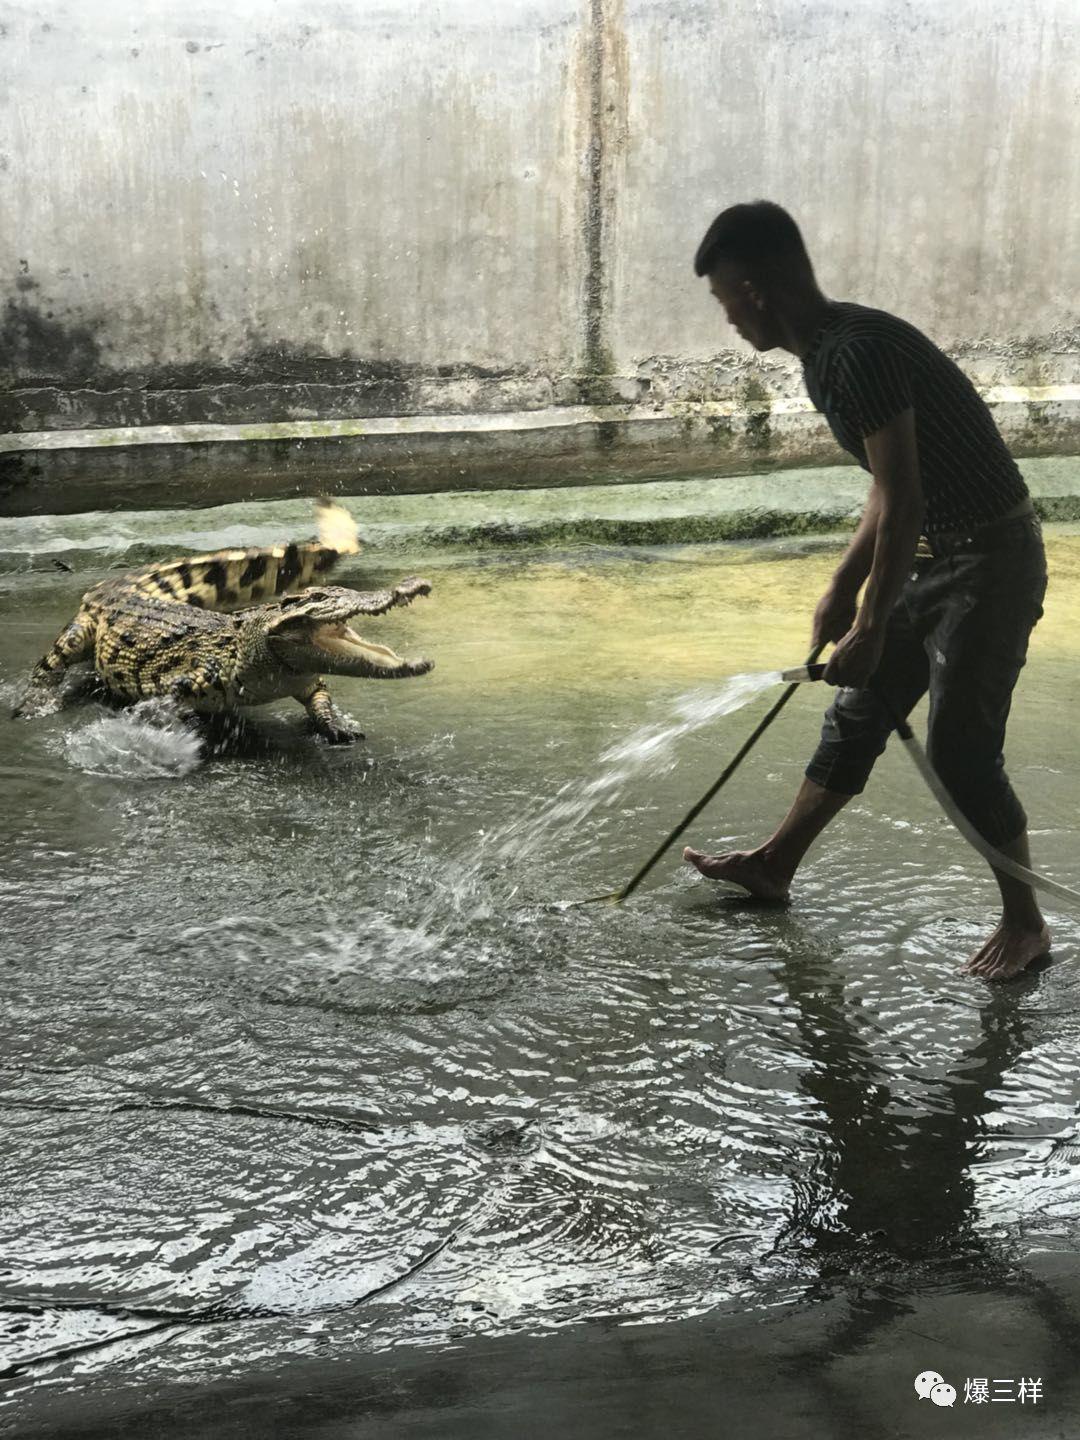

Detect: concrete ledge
[3, 389, 1080, 517]
[3, 457, 1078, 571]
[7, 386, 1079, 454]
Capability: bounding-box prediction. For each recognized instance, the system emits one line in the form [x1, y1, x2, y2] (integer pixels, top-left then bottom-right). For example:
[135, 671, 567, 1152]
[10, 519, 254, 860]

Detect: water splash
[486, 670, 782, 869]
[64, 699, 203, 780]
[406, 670, 784, 926]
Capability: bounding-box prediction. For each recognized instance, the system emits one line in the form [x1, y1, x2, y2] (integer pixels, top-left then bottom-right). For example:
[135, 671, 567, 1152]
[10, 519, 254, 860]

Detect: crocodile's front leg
[298, 681, 365, 745]
[13, 613, 96, 718]
[169, 662, 224, 706]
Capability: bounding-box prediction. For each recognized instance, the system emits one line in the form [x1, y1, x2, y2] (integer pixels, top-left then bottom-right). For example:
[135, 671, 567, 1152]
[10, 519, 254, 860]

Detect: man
[683, 200, 1049, 981]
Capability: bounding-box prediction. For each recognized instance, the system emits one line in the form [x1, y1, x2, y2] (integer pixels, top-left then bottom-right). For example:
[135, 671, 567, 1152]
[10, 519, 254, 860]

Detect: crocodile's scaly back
[13, 501, 433, 740]
[124, 500, 361, 612]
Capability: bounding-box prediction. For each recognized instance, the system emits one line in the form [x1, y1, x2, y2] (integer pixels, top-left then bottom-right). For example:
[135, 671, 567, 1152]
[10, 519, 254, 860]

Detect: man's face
[707, 262, 777, 350]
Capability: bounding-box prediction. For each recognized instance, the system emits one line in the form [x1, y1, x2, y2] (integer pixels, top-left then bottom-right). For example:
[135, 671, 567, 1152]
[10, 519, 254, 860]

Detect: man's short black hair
[693, 200, 813, 281]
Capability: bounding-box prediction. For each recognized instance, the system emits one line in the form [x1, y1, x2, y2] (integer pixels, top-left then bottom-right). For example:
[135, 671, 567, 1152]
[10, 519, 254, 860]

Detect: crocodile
[13, 502, 433, 744]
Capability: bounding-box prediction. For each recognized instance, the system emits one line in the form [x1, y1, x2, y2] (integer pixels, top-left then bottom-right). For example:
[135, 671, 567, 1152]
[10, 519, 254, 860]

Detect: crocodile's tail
[126, 501, 362, 612]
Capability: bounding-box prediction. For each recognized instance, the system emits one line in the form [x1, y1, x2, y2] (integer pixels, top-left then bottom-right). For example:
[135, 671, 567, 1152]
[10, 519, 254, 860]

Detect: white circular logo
[914, 1370, 945, 1399]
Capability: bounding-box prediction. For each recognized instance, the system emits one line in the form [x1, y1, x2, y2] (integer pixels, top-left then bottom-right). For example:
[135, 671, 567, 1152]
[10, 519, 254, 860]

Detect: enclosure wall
[3, 0, 1079, 508]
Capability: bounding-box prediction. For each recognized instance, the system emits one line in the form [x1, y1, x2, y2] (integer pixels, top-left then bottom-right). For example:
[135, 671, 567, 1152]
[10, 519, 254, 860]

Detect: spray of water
[64, 699, 203, 780]
[483, 671, 782, 870]
[208, 671, 785, 990]
[425, 671, 784, 922]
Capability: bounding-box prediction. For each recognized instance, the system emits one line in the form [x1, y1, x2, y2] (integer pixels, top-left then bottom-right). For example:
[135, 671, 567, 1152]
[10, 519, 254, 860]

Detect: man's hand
[812, 583, 858, 650]
[816, 407, 921, 688]
[822, 622, 886, 689]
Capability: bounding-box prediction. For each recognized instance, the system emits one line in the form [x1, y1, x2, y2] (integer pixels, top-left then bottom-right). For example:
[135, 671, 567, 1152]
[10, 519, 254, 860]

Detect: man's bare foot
[682, 846, 791, 903]
[961, 921, 1052, 981]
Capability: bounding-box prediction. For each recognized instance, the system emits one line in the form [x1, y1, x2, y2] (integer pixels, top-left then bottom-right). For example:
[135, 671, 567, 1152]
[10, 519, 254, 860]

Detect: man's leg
[685, 588, 930, 898]
[922, 537, 1049, 979]
[683, 778, 851, 900]
[960, 829, 1049, 979]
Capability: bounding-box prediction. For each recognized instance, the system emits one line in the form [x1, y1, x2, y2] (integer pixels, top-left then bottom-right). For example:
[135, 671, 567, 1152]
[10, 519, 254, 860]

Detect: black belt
[918, 504, 1036, 559]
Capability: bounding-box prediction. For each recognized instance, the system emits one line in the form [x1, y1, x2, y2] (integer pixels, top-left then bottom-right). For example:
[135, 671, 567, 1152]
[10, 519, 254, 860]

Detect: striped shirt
[801, 302, 1029, 534]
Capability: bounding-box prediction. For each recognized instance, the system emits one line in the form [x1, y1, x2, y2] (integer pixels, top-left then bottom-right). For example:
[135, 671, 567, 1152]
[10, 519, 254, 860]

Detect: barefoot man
[683, 201, 1049, 980]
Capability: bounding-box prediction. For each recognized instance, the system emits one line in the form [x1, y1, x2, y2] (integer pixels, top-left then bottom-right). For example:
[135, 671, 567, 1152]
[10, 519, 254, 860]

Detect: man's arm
[822, 405, 923, 687]
[811, 484, 882, 650]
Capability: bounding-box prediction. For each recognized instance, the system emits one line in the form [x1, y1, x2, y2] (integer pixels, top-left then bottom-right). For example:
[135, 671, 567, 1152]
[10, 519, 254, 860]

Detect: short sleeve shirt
[801, 302, 1029, 534]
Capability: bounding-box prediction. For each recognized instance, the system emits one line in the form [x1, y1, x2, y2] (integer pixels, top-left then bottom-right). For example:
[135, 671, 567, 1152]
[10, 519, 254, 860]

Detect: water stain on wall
[0, 295, 104, 387]
[570, 0, 629, 405]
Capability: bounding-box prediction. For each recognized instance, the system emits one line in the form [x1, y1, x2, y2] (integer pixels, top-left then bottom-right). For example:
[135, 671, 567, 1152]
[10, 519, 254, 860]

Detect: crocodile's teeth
[313, 622, 404, 666]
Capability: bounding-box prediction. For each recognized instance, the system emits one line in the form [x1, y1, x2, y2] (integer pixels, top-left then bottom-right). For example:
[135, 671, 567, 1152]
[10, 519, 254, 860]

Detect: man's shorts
[805, 511, 1047, 848]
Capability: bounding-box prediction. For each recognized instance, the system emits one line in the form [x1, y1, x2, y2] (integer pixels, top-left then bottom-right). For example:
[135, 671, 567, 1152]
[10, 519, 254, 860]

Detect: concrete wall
[2, 0, 1080, 509]
[1, 0, 588, 426]
[614, 0, 1080, 396]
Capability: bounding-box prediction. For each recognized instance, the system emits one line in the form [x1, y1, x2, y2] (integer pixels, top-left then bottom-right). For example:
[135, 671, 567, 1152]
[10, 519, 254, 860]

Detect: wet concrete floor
[2, 520, 1080, 1437]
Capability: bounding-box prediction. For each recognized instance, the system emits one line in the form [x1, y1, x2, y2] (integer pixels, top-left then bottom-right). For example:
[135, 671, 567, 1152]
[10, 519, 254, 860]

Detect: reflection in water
[776, 938, 1029, 1265]
[757, 915, 1080, 1372]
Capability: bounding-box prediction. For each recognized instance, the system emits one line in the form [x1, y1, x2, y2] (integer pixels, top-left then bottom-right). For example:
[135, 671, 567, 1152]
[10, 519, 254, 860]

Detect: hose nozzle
[779, 663, 827, 683]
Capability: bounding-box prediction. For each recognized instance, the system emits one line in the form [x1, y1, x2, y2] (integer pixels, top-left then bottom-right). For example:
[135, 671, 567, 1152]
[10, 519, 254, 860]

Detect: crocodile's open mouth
[310, 622, 406, 667]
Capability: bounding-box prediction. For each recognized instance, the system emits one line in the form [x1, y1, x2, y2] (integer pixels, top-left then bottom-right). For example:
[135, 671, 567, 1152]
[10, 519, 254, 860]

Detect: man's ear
[743, 279, 766, 311]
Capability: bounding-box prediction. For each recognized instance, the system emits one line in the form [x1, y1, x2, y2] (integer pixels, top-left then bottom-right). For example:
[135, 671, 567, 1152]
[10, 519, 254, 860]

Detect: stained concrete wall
[0, 0, 588, 426]
[615, 0, 1080, 398]
[2, 0, 1080, 510]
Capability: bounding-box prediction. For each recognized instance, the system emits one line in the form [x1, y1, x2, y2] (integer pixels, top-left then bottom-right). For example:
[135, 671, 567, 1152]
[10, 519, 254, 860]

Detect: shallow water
[2, 524, 1080, 1428]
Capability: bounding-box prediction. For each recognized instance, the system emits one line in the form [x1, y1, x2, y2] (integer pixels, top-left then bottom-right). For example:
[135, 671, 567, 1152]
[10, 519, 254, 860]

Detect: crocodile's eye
[268, 612, 315, 636]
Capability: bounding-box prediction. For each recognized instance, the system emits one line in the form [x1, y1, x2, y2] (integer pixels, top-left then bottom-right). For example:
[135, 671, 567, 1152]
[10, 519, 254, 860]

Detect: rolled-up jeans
[805, 512, 1047, 849]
